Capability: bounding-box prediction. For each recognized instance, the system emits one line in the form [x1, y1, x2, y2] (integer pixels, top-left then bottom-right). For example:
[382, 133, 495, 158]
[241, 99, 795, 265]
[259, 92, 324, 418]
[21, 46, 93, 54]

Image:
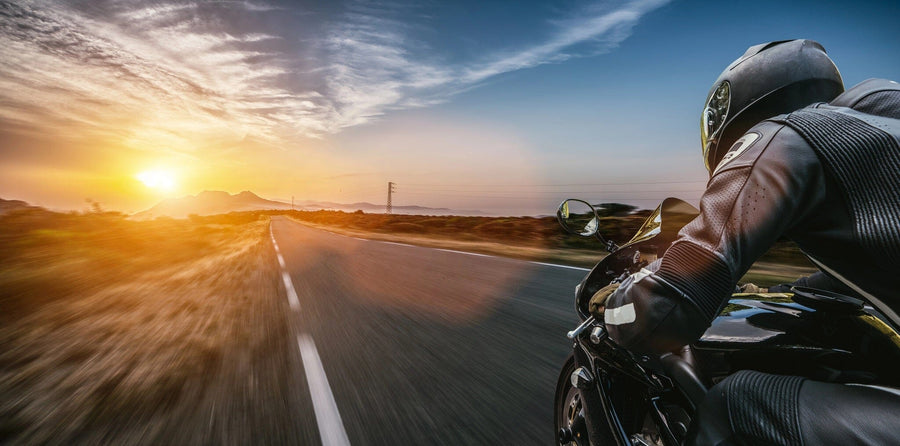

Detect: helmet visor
[701, 81, 731, 173]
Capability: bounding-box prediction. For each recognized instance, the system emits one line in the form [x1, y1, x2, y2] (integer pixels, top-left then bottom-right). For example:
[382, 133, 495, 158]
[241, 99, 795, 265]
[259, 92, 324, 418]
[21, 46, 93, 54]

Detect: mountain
[293, 200, 484, 216]
[0, 198, 37, 215]
[133, 191, 485, 218]
[132, 190, 291, 219]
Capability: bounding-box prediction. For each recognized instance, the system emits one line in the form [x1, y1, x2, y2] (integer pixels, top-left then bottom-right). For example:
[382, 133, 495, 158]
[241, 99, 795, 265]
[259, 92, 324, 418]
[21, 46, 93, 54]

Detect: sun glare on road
[136, 170, 176, 191]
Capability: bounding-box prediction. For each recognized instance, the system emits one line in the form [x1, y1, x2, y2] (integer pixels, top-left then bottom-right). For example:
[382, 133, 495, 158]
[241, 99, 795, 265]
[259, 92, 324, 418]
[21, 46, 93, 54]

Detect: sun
[136, 169, 176, 191]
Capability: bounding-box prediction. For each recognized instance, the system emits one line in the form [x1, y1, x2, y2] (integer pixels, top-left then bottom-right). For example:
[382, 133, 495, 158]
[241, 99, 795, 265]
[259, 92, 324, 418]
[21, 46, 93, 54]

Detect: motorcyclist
[589, 39, 900, 444]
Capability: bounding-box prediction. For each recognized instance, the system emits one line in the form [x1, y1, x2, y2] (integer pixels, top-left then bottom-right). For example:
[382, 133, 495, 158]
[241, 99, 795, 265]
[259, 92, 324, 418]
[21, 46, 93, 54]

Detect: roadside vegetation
[0, 209, 298, 444]
[278, 209, 815, 285]
[286, 209, 647, 250]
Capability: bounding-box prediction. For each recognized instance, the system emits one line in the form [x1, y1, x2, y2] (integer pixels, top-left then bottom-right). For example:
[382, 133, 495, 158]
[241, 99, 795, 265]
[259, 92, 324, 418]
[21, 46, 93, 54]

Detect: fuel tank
[692, 293, 900, 386]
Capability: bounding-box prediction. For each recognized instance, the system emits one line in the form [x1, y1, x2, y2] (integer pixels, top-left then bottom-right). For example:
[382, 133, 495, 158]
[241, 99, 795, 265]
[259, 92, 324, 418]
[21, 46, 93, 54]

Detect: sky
[1, 0, 899, 215]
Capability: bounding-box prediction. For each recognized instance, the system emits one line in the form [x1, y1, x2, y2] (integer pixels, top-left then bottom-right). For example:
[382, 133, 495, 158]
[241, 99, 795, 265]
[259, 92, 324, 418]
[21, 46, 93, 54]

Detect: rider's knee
[685, 376, 735, 446]
[687, 370, 806, 446]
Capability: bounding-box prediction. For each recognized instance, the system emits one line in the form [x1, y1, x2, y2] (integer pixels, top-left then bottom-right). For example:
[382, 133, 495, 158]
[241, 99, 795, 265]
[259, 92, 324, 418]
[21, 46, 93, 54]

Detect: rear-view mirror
[557, 199, 599, 238]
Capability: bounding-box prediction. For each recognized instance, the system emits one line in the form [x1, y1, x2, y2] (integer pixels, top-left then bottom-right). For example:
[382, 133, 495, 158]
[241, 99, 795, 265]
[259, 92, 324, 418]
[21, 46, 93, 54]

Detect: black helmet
[701, 39, 844, 175]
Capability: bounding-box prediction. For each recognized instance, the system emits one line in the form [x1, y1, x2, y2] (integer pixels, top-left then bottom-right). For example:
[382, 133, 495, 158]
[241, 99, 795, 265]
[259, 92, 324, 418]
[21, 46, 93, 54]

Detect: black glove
[589, 283, 620, 318]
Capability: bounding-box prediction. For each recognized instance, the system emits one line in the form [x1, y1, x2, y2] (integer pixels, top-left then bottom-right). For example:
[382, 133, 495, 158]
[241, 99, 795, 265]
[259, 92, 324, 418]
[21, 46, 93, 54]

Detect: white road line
[436, 248, 491, 258]
[316, 228, 368, 242]
[530, 261, 591, 272]
[281, 272, 301, 309]
[381, 241, 414, 248]
[270, 223, 301, 310]
[297, 335, 351, 446]
[274, 221, 350, 444]
[436, 248, 590, 271]
[296, 223, 590, 273]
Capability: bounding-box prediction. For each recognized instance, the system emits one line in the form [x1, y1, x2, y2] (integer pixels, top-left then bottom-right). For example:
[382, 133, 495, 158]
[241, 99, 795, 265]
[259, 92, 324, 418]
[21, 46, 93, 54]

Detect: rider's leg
[685, 370, 900, 445]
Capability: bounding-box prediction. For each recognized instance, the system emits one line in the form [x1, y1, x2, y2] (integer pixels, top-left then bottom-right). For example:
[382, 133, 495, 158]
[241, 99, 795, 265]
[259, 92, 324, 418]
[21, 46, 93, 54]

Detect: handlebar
[567, 316, 597, 339]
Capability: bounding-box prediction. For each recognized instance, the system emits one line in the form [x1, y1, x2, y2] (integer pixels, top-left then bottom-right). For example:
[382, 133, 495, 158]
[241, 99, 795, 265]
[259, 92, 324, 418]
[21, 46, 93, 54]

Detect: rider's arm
[768, 271, 860, 296]
[603, 122, 826, 354]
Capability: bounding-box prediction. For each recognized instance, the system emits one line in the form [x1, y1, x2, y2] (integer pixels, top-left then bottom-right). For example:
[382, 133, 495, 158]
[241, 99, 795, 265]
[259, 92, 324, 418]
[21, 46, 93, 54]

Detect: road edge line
[285, 220, 591, 273]
[530, 261, 591, 271]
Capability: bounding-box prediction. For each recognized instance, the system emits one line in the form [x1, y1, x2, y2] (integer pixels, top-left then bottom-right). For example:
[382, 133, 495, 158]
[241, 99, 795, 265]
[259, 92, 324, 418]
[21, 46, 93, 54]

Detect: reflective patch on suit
[713, 132, 760, 175]
[604, 303, 636, 325]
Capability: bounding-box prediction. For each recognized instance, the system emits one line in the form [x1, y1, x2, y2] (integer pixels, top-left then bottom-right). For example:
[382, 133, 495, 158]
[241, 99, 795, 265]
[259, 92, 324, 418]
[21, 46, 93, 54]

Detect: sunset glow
[136, 170, 176, 192]
[0, 1, 897, 215]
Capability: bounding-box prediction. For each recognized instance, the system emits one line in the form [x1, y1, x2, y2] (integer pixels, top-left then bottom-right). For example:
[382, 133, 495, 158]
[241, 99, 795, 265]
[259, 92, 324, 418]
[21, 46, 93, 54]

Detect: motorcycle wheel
[554, 355, 589, 446]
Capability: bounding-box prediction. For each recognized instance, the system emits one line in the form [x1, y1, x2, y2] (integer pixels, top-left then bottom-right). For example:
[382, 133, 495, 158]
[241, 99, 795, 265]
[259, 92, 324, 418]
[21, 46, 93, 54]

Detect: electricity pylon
[386, 182, 396, 214]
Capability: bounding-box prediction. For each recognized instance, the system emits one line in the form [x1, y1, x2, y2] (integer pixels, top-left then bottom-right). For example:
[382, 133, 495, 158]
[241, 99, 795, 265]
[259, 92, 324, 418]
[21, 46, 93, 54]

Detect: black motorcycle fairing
[573, 198, 699, 320]
[693, 294, 900, 387]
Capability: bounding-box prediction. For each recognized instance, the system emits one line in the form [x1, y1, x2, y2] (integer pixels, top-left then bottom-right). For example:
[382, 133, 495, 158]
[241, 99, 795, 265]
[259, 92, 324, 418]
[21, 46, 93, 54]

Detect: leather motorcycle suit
[602, 79, 900, 445]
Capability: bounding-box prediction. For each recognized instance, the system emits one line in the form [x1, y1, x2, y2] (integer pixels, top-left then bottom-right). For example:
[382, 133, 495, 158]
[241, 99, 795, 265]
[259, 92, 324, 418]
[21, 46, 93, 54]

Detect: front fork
[571, 338, 631, 446]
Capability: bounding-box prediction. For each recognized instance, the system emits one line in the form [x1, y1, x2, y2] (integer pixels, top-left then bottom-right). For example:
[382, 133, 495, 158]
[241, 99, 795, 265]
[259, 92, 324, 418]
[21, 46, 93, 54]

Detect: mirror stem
[605, 240, 619, 252]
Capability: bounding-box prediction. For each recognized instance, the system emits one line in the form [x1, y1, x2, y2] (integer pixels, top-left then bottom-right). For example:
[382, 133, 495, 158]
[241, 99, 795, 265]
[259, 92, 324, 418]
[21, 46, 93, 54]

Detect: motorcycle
[552, 198, 900, 446]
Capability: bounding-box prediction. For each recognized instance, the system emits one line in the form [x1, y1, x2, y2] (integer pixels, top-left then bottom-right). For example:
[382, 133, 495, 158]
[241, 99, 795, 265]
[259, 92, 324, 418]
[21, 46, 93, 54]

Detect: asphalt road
[269, 216, 590, 445]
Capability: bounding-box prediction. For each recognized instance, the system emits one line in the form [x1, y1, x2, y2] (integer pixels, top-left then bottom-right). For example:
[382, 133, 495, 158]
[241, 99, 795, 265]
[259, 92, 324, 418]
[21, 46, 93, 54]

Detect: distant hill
[294, 200, 483, 216]
[0, 198, 37, 215]
[133, 191, 292, 219]
[133, 191, 484, 218]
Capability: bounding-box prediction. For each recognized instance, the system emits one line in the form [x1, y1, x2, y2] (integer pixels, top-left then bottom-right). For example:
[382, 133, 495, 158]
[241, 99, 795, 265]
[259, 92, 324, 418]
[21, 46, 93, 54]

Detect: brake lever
[567, 316, 596, 339]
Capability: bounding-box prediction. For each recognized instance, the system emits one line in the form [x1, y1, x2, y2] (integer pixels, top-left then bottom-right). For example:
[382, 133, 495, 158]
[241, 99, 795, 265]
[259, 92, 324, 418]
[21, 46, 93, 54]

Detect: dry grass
[0, 210, 293, 444]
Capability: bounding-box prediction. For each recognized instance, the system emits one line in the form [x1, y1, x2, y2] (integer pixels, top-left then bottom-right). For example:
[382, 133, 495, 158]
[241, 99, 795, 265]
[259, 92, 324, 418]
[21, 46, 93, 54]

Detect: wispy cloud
[462, 0, 669, 82]
[0, 0, 668, 151]
[0, 0, 319, 151]
[321, 3, 455, 130]
[322, 0, 670, 130]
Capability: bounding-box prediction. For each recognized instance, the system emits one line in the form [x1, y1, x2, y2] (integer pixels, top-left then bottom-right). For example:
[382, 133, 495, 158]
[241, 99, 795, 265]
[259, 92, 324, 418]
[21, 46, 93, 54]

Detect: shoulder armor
[831, 78, 900, 108]
[779, 106, 900, 264]
[711, 121, 784, 176]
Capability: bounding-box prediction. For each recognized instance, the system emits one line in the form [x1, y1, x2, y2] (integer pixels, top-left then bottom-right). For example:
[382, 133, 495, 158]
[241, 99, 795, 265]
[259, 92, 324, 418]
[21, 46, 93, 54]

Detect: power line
[396, 192, 704, 200]
[301, 181, 707, 194]
[401, 180, 706, 188]
[399, 189, 707, 195]
[400, 189, 706, 195]
[295, 179, 708, 210]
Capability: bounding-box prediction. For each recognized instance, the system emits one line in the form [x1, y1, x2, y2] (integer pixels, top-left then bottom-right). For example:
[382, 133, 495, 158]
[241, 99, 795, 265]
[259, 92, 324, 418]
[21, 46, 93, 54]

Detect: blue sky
[1, 0, 898, 213]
